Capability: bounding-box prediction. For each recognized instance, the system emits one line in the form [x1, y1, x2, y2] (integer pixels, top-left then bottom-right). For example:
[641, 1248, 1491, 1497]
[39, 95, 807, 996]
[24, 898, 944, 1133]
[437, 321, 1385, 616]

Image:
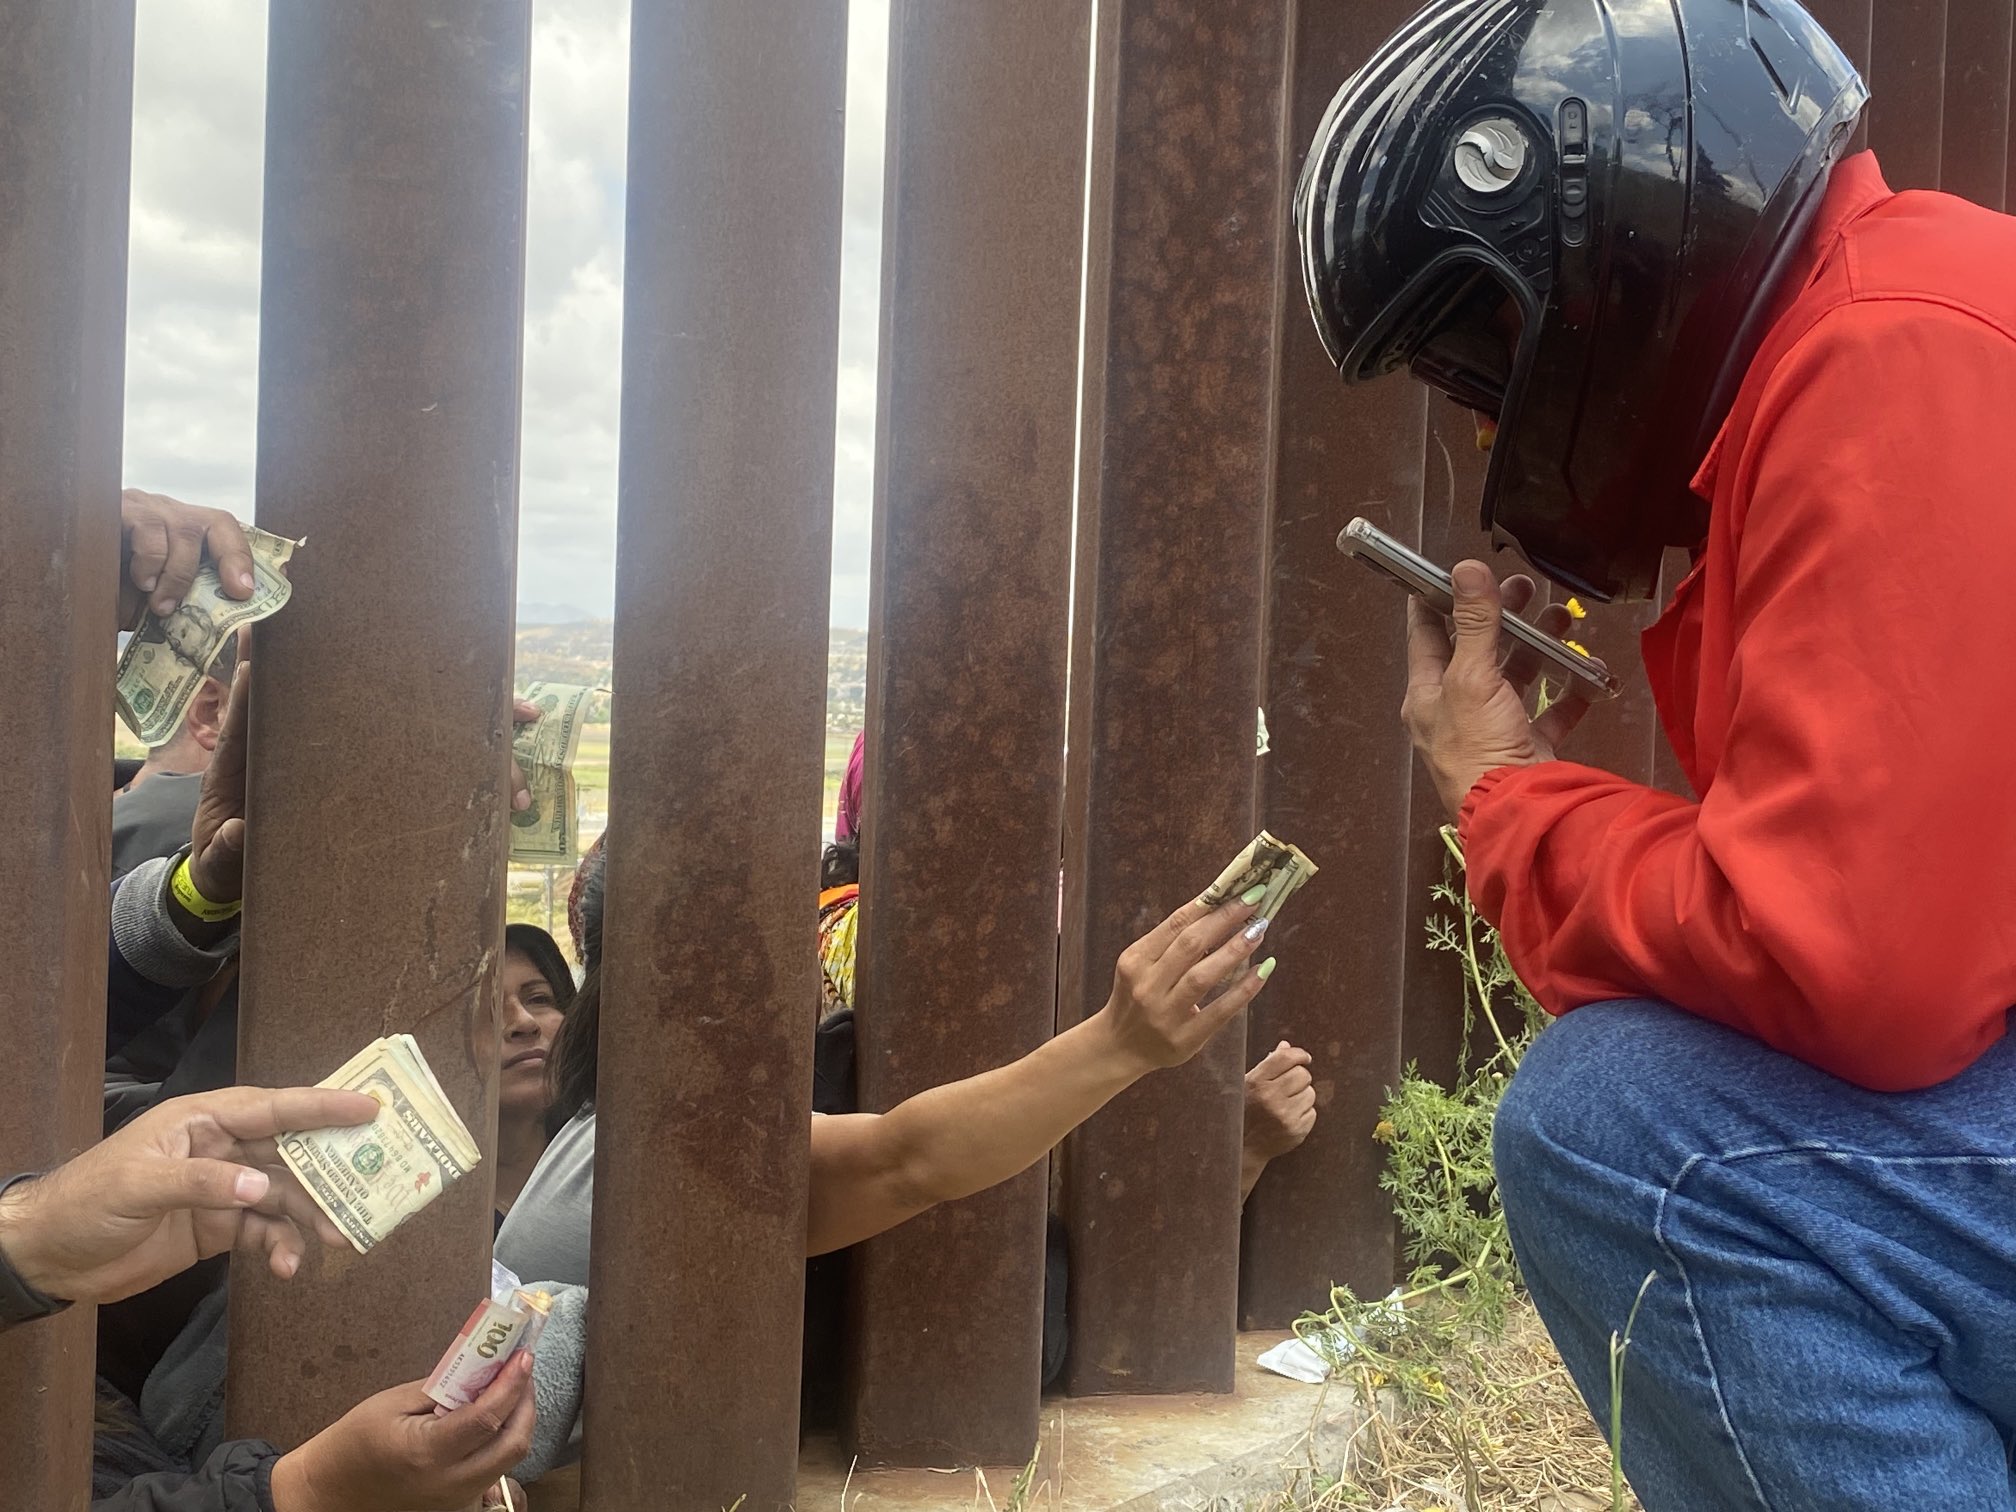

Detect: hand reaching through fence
[119, 487, 256, 627]
[801, 893, 1274, 1255]
[269, 1352, 537, 1512]
[0, 1085, 377, 1315]
[1242, 1040, 1318, 1202]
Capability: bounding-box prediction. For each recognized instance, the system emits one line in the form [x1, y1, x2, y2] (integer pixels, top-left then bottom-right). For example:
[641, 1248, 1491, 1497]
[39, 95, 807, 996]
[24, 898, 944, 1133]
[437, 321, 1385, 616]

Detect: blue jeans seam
[1654, 1152, 1777, 1512]
[1651, 1143, 2016, 1511]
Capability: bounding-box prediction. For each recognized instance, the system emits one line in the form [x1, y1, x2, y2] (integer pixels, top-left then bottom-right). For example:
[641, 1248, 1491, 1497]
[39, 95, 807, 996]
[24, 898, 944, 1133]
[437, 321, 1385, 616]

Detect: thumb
[1446, 561, 1504, 686]
[193, 816, 247, 902]
[151, 1156, 270, 1215]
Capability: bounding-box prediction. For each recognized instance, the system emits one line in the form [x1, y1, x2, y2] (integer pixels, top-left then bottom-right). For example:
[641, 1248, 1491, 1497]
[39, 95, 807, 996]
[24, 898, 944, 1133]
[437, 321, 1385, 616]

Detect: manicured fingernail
[156, 597, 180, 616]
[513, 790, 532, 812]
[1452, 562, 1489, 595]
[1256, 957, 1278, 982]
[1242, 916, 1271, 944]
[1240, 884, 1268, 906]
[234, 1169, 269, 1204]
[234, 570, 254, 593]
[138, 574, 159, 592]
[282, 1251, 300, 1277]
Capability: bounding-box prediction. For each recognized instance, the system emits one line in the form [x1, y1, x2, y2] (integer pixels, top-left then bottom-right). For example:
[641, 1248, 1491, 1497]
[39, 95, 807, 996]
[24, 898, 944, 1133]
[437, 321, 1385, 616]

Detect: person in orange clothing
[1299, 2, 2016, 1507]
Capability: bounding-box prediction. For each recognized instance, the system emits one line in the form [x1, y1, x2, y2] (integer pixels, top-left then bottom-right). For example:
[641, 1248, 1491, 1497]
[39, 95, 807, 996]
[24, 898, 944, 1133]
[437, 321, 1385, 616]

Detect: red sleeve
[1460, 299, 2016, 1091]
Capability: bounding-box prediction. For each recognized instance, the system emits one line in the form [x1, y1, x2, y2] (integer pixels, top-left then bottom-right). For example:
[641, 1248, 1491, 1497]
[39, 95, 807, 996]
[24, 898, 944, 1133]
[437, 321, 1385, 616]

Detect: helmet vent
[1454, 119, 1529, 194]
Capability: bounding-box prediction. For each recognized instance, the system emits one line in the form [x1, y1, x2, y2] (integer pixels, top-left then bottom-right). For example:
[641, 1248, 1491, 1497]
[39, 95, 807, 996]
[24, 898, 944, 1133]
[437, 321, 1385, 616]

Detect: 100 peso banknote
[278, 1035, 482, 1254]
[115, 525, 301, 746]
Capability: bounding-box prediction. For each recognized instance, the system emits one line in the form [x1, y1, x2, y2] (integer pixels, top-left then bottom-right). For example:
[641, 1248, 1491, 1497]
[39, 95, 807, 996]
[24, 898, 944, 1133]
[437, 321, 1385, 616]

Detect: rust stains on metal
[0, 6, 133, 1505]
[578, 4, 842, 1508]
[845, 0, 1091, 1469]
[1241, 0, 1430, 1328]
[227, 0, 529, 1451]
[1059, 0, 1288, 1396]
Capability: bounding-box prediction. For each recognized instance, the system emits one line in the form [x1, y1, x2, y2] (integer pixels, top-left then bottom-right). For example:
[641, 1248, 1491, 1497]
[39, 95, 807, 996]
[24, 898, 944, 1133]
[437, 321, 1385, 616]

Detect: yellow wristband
[170, 855, 242, 923]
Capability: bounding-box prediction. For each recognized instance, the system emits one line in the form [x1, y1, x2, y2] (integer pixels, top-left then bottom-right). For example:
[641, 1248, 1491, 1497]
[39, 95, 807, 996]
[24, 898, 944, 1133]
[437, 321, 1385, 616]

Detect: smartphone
[1336, 516, 1621, 702]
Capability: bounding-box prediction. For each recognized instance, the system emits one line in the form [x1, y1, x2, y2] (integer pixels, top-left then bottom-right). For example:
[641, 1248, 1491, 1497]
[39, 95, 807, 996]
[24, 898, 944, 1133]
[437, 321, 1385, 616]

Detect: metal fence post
[1059, 0, 1288, 1396]
[846, 0, 1091, 1468]
[227, 0, 529, 1450]
[0, 6, 134, 1506]
[1240, 0, 1429, 1328]
[579, 4, 843, 1508]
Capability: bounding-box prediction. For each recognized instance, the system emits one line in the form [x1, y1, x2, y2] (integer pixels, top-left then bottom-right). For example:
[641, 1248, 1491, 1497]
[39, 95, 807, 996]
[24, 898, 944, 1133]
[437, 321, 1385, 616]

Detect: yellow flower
[1373, 1119, 1398, 1143]
[1564, 596, 1588, 620]
[1562, 638, 1590, 658]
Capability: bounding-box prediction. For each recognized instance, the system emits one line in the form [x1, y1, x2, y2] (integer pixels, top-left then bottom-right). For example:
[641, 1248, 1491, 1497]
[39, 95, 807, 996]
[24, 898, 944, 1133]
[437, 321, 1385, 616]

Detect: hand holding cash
[277, 1036, 482, 1254]
[1198, 831, 1319, 927]
[510, 682, 593, 865]
[1097, 833, 1317, 1072]
[116, 520, 300, 746]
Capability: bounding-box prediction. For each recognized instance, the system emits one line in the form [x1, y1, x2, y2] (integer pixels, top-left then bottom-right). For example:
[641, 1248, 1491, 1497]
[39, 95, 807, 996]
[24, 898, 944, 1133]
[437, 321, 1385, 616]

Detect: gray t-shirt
[494, 1108, 597, 1287]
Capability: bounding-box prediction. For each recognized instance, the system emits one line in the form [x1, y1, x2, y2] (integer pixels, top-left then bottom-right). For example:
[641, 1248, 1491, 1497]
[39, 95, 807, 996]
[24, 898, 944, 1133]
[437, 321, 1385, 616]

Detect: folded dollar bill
[510, 681, 593, 866]
[116, 525, 300, 745]
[278, 1034, 481, 1255]
[1199, 831, 1320, 924]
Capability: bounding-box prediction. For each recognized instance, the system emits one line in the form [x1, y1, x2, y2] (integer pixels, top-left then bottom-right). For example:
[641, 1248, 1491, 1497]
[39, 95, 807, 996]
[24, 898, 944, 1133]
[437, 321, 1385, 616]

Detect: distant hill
[517, 601, 596, 625]
[516, 621, 866, 735]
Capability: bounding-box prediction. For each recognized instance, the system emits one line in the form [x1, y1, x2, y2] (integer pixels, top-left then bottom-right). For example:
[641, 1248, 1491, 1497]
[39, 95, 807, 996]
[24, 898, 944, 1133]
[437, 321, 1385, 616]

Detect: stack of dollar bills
[278, 1035, 481, 1254]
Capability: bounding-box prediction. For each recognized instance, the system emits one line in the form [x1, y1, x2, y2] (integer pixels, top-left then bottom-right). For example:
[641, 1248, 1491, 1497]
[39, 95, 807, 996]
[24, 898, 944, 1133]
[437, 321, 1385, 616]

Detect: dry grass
[1241, 1301, 1642, 1512]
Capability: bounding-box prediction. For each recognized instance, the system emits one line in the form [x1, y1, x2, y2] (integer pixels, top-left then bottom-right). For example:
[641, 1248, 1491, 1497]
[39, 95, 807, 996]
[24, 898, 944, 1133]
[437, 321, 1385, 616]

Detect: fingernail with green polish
[1257, 957, 1278, 982]
[1240, 884, 1268, 906]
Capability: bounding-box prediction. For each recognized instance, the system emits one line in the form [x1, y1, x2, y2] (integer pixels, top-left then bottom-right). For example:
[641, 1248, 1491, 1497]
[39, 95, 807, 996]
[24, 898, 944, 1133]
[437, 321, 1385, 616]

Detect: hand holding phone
[1336, 517, 1620, 703]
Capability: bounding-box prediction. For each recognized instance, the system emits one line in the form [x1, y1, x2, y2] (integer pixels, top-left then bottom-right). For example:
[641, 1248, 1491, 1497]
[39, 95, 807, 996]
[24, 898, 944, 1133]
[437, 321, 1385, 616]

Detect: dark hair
[821, 836, 860, 890]
[544, 845, 607, 1132]
[505, 922, 576, 1010]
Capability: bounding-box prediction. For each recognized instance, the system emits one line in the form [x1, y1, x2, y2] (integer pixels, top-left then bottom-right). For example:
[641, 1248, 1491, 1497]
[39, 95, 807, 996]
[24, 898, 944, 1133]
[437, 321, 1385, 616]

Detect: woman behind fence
[494, 813, 1280, 1477]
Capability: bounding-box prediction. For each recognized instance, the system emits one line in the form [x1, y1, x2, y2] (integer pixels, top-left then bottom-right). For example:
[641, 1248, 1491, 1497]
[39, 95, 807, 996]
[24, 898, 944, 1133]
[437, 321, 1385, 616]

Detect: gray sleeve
[112, 850, 240, 990]
[514, 1282, 589, 1481]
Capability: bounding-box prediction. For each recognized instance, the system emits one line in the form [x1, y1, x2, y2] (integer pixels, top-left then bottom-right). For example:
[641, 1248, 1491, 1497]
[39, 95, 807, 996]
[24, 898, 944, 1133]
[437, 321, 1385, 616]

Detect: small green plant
[1296, 826, 1546, 1403]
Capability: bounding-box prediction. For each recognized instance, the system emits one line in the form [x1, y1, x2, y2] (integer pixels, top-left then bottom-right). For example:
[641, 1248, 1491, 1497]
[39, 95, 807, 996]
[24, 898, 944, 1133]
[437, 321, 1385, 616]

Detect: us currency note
[115, 525, 300, 745]
[510, 681, 593, 865]
[1199, 831, 1319, 923]
[278, 1035, 481, 1254]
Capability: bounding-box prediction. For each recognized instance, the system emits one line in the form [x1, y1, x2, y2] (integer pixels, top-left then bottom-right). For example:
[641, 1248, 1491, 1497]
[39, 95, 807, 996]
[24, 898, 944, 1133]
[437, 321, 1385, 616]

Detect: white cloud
[125, 0, 887, 628]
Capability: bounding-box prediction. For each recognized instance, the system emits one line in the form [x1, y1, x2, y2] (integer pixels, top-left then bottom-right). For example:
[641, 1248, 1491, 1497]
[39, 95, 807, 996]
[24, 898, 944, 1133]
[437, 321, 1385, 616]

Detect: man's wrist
[0, 1178, 70, 1315]
[269, 1447, 328, 1512]
[163, 853, 241, 948]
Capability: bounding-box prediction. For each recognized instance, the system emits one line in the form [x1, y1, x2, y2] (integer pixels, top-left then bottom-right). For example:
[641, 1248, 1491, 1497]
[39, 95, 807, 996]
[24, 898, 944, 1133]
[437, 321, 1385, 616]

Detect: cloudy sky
[125, 0, 890, 627]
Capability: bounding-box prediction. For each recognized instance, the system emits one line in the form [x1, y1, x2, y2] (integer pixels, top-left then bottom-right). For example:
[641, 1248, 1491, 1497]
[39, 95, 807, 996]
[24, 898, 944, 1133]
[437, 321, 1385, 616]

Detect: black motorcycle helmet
[1294, 0, 1867, 601]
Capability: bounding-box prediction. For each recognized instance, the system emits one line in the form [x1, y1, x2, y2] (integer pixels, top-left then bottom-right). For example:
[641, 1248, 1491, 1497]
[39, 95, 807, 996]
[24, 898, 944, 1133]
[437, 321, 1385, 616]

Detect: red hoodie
[1459, 153, 2016, 1092]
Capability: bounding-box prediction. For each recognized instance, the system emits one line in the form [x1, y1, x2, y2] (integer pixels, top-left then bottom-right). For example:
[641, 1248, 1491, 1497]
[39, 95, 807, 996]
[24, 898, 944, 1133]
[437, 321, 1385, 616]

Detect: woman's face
[498, 947, 566, 1120]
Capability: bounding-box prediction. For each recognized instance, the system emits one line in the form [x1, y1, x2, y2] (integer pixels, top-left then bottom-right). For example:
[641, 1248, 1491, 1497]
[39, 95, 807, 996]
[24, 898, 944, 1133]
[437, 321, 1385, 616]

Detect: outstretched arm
[805, 894, 1274, 1255]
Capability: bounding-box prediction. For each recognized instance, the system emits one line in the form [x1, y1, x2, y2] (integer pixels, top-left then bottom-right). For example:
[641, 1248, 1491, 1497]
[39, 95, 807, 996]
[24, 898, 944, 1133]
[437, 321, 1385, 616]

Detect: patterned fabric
[835, 731, 865, 842]
[817, 884, 858, 1020]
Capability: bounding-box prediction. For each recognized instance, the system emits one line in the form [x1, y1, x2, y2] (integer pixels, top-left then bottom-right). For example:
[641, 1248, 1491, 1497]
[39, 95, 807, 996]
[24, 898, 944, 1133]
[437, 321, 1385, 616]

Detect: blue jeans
[1494, 1000, 2016, 1510]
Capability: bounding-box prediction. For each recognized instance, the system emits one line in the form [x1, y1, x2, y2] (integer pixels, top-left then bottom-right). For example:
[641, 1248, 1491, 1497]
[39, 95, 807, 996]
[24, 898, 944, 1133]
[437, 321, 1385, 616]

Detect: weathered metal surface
[226, 0, 528, 1451]
[1942, 0, 2013, 208]
[579, 4, 842, 1508]
[1869, 0, 1951, 190]
[846, 0, 1090, 1467]
[0, 6, 133, 1507]
[1240, 0, 1429, 1329]
[1058, 0, 1286, 1396]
